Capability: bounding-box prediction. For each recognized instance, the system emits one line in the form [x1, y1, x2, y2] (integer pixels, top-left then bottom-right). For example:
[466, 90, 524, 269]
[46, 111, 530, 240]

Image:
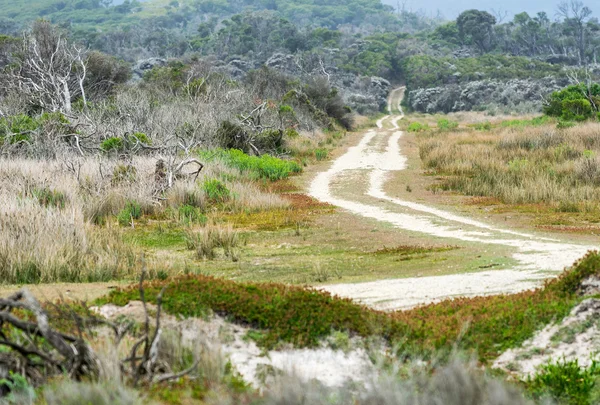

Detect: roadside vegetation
[416, 86, 600, 231]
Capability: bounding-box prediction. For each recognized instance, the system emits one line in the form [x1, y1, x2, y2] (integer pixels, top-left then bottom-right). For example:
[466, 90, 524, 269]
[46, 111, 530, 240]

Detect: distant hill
[381, 0, 600, 20]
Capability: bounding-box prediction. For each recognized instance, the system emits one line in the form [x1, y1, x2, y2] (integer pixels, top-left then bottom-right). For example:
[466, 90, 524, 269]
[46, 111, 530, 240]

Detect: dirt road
[311, 88, 595, 310]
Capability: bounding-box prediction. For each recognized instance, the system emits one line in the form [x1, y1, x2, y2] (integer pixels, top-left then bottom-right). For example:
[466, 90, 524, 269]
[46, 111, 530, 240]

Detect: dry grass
[0, 159, 139, 283]
[419, 122, 600, 211]
[0, 155, 287, 283]
[185, 223, 240, 260]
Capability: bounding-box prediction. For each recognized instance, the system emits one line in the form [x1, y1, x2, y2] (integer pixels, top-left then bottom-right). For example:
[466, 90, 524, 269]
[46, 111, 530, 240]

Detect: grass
[200, 149, 302, 181]
[373, 245, 458, 258]
[419, 121, 600, 213]
[185, 223, 240, 260]
[101, 251, 600, 360]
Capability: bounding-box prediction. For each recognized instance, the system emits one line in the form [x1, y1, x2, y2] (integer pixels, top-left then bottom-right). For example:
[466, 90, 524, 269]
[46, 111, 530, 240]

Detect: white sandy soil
[312, 88, 595, 310]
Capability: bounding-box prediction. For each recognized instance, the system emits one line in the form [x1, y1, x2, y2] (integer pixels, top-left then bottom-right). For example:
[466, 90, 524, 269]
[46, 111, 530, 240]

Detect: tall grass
[0, 160, 138, 283]
[185, 223, 240, 260]
[0, 152, 289, 282]
[420, 122, 600, 208]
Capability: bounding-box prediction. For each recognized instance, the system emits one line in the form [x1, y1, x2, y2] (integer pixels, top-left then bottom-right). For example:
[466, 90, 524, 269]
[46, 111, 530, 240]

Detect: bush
[437, 119, 458, 131]
[100, 137, 124, 153]
[201, 149, 301, 181]
[127, 132, 151, 145]
[117, 201, 142, 226]
[407, 122, 429, 132]
[203, 179, 230, 203]
[30, 187, 67, 209]
[524, 359, 600, 405]
[545, 83, 600, 122]
[315, 149, 328, 161]
[111, 164, 137, 185]
[102, 251, 600, 358]
[474, 121, 492, 131]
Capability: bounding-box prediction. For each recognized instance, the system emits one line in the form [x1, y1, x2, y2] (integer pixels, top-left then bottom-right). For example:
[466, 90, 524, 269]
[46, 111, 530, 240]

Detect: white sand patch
[493, 299, 600, 376]
[310, 88, 595, 311]
[94, 302, 377, 388]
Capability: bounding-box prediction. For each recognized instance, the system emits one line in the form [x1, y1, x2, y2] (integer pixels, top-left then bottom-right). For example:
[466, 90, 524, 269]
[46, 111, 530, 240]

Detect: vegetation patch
[524, 359, 600, 405]
[373, 245, 458, 260]
[102, 251, 600, 359]
[201, 149, 302, 182]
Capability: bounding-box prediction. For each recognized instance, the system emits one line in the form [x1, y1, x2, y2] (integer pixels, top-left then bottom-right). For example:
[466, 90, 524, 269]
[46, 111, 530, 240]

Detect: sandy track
[311, 88, 595, 310]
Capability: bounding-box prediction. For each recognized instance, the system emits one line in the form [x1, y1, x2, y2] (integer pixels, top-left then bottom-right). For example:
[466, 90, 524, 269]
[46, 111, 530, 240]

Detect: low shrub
[524, 359, 600, 405]
[407, 122, 429, 132]
[30, 187, 67, 209]
[117, 201, 142, 226]
[127, 132, 151, 145]
[203, 178, 230, 203]
[437, 119, 458, 131]
[100, 137, 124, 153]
[178, 204, 207, 225]
[111, 164, 137, 185]
[314, 149, 328, 161]
[545, 83, 600, 122]
[474, 121, 492, 131]
[201, 149, 301, 181]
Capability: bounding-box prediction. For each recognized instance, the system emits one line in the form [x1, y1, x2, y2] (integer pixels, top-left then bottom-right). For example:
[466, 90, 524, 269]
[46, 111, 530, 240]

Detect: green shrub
[100, 137, 124, 152]
[200, 149, 301, 181]
[0, 372, 36, 404]
[315, 149, 328, 161]
[545, 83, 600, 122]
[500, 116, 552, 128]
[437, 119, 458, 131]
[101, 251, 600, 358]
[407, 122, 429, 132]
[474, 121, 492, 131]
[557, 120, 576, 129]
[284, 128, 299, 138]
[203, 178, 230, 203]
[0, 114, 37, 144]
[524, 359, 600, 405]
[127, 132, 151, 145]
[117, 201, 142, 226]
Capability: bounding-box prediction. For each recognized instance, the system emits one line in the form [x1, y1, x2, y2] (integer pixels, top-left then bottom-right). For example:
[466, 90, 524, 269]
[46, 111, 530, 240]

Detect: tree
[513, 12, 542, 55]
[5, 20, 87, 113]
[456, 9, 497, 53]
[557, 1, 593, 64]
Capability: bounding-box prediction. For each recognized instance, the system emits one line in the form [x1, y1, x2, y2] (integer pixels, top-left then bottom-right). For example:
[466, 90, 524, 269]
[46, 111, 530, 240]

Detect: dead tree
[0, 290, 97, 386]
[6, 20, 87, 114]
[0, 272, 198, 398]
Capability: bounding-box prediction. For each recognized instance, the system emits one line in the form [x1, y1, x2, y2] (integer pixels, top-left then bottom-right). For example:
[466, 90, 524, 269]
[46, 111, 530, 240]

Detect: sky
[383, 0, 600, 21]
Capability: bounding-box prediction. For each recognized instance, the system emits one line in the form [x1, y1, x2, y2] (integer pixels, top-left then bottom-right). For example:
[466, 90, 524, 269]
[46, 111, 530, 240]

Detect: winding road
[311, 87, 596, 310]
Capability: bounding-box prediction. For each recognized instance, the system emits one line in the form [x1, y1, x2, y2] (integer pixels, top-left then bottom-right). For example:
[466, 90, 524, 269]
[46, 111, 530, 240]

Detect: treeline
[2, 0, 600, 115]
[431, 4, 600, 65]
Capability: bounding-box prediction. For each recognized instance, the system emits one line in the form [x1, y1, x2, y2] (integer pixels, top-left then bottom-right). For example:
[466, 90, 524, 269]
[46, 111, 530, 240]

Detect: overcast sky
[383, 0, 600, 20]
